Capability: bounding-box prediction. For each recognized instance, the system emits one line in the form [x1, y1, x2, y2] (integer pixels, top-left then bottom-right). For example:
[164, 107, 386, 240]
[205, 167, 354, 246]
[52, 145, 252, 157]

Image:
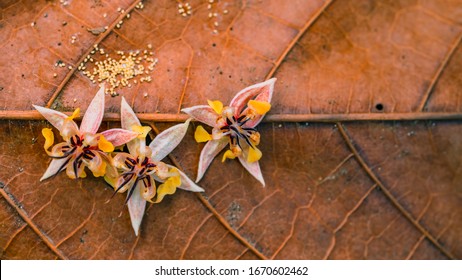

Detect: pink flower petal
[149, 119, 191, 162]
[33, 105, 68, 131]
[229, 78, 276, 117]
[120, 97, 142, 155]
[40, 157, 69, 181]
[101, 129, 139, 147]
[166, 164, 204, 192]
[61, 119, 80, 142]
[127, 183, 146, 236]
[120, 97, 141, 129]
[80, 85, 105, 134]
[65, 156, 87, 179]
[196, 138, 228, 182]
[181, 105, 219, 128]
[238, 155, 265, 187]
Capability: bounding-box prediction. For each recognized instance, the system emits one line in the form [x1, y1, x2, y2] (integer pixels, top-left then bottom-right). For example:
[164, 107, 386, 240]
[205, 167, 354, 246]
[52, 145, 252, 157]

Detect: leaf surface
[0, 0, 461, 259]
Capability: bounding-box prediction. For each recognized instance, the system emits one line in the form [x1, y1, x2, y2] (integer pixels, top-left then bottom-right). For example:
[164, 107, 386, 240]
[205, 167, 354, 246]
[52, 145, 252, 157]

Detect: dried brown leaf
[0, 0, 461, 259]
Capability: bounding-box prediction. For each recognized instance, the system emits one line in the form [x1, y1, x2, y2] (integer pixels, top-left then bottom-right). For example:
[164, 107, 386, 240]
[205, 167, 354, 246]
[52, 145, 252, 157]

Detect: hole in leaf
[375, 103, 384, 111]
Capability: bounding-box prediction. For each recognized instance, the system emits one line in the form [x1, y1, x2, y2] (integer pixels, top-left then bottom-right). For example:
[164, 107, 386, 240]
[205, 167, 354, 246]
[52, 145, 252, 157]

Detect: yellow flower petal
[154, 176, 180, 203]
[98, 135, 114, 152]
[222, 150, 236, 162]
[142, 180, 156, 201]
[169, 174, 181, 188]
[65, 163, 87, 179]
[92, 161, 107, 177]
[248, 100, 271, 115]
[207, 99, 223, 115]
[131, 125, 151, 139]
[247, 146, 262, 163]
[41, 128, 54, 151]
[67, 108, 80, 120]
[104, 174, 117, 188]
[194, 125, 212, 143]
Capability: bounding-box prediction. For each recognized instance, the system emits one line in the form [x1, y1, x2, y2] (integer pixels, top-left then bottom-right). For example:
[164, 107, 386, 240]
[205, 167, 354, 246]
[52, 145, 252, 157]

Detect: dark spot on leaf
[87, 27, 106, 35]
[322, 44, 331, 52]
[212, 43, 216, 47]
[57, 42, 61, 46]
[375, 103, 384, 111]
[227, 202, 242, 226]
[399, 150, 410, 158]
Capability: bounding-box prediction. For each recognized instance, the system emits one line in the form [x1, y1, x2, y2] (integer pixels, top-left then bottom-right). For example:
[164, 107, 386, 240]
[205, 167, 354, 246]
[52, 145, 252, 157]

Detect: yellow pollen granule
[79, 47, 157, 97]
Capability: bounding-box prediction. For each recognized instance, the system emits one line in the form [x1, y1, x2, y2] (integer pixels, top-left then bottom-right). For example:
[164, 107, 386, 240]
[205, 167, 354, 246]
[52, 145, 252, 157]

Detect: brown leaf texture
[0, 0, 461, 259]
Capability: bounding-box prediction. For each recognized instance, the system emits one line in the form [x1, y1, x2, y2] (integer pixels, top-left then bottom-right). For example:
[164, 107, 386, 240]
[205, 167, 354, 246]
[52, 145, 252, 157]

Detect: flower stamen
[125, 177, 141, 204]
[52, 156, 73, 179]
[113, 154, 160, 204]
